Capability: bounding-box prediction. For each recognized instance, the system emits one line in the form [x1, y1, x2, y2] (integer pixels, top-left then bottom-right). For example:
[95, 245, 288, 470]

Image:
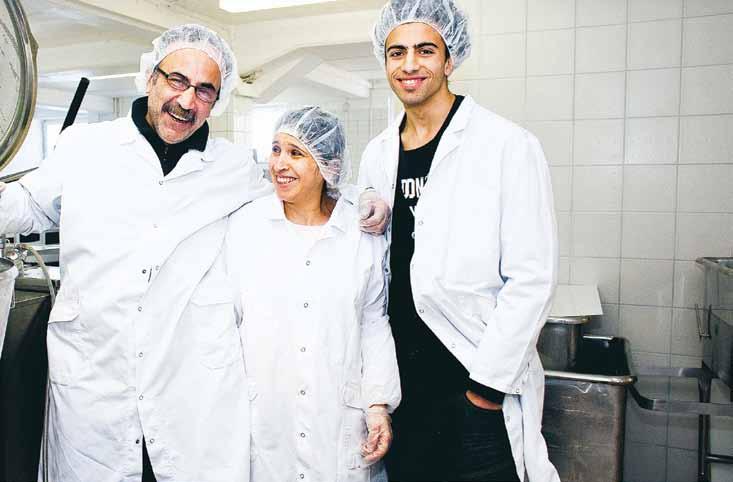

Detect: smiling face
[269, 133, 325, 206]
[385, 22, 454, 108]
[145, 49, 221, 144]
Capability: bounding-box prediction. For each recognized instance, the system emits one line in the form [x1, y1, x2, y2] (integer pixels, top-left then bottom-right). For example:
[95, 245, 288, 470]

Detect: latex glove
[361, 405, 392, 466]
[359, 189, 391, 235]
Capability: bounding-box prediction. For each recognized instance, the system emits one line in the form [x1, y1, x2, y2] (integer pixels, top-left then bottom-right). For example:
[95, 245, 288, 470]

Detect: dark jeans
[387, 392, 520, 482]
[142, 439, 157, 482]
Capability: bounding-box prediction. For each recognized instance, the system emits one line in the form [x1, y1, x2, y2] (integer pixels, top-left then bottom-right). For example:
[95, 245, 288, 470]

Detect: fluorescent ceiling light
[87, 72, 138, 81]
[219, 0, 339, 13]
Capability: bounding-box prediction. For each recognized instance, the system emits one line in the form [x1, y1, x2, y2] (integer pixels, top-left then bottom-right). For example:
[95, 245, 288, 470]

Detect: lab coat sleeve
[356, 141, 379, 192]
[469, 130, 558, 395]
[232, 144, 273, 204]
[359, 235, 401, 412]
[0, 125, 82, 235]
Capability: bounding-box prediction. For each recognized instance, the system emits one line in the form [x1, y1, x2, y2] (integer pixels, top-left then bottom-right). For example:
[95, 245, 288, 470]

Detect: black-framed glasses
[155, 66, 220, 104]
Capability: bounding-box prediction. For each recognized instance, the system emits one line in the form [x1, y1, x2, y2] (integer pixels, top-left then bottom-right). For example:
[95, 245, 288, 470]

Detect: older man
[0, 25, 267, 482]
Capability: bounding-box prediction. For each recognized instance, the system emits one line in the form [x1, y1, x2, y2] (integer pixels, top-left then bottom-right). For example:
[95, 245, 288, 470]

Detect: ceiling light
[87, 72, 138, 81]
[219, 0, 339, 13]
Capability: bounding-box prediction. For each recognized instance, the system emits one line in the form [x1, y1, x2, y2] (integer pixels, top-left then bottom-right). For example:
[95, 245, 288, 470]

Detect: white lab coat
[357, 95, 561, 482]
[224, 191, 401, 482]
[0, 115, 271, 482]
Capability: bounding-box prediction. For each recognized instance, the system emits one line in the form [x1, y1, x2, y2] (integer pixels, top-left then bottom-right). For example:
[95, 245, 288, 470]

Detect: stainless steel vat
[697, 257, 733, 395]
[542, 336, 636, 482]
[538, 316, 589, 371]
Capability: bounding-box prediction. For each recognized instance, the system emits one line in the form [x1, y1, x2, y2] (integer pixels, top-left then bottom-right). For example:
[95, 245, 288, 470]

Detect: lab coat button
[305, 260, 311, 266]
[139, 395, 144, 400]
[149, 439, 155, 444]
[303, 302, 309, 308]
[418, 308, 424, 314]
[155, 265, 160, 271]
[135, 439, 140, 445]
[137, 306, 143, 312]
[515, 388, 520, 394]
[138, 352, 143, 358]
[300, 432, 306, 438]
[300, 347, 306, 353]
[417, 220, 424, 226]
[142, 269, 147, 274]
[153, 224, 158, 229]
[158, 180, 164, 186]
[300, 390, 306, 396]
[450, 343, 456, 349]
[299, 474, 305, 479]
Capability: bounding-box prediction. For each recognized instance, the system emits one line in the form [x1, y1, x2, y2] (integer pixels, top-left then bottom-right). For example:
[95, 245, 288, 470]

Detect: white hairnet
[275, 106, 350, 199]
[372, 0, 472, 69]
[135, 24, 238, 117]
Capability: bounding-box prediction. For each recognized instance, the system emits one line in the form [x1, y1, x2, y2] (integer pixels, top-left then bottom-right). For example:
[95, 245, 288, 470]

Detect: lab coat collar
[118, 108, 215, 164]
[378, 94, 476, 144]
[377, 94, 476, 189]
[264, 189, 356, 235]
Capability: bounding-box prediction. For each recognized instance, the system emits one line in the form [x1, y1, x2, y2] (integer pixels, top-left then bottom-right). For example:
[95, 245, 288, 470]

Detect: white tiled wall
[341, 1, 733, 480]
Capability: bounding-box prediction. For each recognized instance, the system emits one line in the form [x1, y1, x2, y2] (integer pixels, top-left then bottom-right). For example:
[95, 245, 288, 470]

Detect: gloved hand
[359, 189, 391, 235]
[361, 405, 393, 465]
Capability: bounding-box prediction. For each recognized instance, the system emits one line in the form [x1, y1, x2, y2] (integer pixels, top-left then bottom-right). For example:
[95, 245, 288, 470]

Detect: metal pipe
[706, 454, 733, 465]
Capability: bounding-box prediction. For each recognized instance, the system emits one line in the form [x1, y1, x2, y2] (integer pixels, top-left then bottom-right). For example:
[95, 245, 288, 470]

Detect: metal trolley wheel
[0, 0, 38, 172]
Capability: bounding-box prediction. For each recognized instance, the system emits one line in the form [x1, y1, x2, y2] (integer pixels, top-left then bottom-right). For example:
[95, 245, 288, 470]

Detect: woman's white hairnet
[274, 106, 350, 199]
[372, 0, 472, 69]
[135, 24, 238, 117]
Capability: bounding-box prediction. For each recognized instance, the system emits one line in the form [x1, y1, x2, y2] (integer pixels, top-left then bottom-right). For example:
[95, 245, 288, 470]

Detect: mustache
[163, 101, 195, 123]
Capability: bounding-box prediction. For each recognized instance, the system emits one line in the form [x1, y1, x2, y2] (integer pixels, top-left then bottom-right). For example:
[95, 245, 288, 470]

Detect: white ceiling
[21, 0, 386, 109]
[163, 0, 384, 24]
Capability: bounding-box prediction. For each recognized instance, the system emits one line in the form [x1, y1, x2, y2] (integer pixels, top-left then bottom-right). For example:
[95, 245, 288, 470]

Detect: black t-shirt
[388, 95, 467, 396]
[131, 97, 209, 176]
[388, 95, 505, 404]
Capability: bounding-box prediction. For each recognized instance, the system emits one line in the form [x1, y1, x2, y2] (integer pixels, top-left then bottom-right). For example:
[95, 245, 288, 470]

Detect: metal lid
[546, 316, 590, 325]
[0, 0, 38, 172]
[0, 257, 15, 273]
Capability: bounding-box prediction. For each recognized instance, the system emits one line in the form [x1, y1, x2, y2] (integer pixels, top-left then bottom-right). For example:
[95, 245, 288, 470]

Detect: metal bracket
[695, 303, 712, 339]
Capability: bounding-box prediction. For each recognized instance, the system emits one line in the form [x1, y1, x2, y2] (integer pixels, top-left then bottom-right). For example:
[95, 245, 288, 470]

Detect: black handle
[60, 77, 90, 134]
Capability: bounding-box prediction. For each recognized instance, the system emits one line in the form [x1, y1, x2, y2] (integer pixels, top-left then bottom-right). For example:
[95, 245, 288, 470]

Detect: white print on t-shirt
[401, 176, 427, 201]
[401, 175, 427, 239]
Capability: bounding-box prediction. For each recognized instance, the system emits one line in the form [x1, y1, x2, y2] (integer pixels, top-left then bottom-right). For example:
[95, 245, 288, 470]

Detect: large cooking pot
[0, 257, 18, 356]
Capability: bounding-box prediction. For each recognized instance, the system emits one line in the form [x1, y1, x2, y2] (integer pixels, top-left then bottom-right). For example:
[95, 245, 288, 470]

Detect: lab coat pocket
[47, 286, 88, 386]
[191, 287, 241, 369]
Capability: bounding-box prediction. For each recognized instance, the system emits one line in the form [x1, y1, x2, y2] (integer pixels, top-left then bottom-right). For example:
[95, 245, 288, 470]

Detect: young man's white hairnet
[372, 0, 472, 69]
[275, 106, 350, 199]
[135, 24, 238, 117]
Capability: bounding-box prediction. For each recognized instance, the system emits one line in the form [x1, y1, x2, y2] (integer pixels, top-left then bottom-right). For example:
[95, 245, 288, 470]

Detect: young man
[358, 1, 561, 481]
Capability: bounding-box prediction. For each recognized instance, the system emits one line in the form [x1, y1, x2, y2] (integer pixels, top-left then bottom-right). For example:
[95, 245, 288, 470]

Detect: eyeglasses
[154, 66, 220, 104]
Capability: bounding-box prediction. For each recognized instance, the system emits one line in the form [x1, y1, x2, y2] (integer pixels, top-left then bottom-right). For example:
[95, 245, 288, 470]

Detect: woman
[224, 106, 400, 482]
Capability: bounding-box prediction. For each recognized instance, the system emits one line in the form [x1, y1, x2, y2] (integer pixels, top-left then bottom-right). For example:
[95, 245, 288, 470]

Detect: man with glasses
[0, 24, 268, 482]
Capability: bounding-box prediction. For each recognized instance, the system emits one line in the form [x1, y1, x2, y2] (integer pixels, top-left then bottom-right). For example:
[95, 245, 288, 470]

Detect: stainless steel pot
[538, 316, 589, 371]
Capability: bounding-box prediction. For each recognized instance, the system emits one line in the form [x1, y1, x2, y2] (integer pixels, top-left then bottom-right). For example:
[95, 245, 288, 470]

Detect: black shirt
[131, 97, 209, 176]
[388, 95, 505, 404]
